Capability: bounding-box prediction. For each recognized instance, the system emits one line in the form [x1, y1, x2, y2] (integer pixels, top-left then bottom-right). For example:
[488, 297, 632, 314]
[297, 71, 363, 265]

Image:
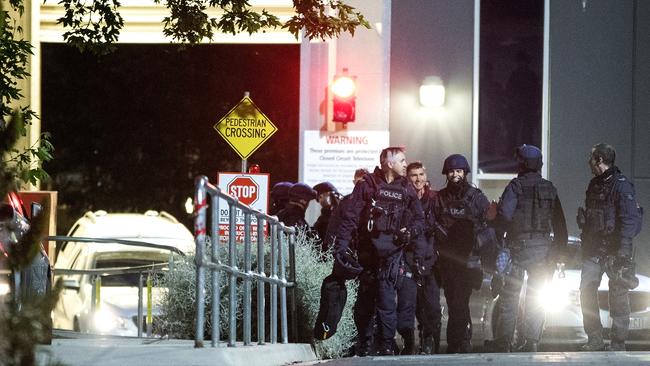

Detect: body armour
[362, 173, 409, 234]
[510, 175, 557, 236]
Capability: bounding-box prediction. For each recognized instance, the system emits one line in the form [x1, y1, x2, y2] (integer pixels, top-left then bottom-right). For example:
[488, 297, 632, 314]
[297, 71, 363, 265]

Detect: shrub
[155, 229, 358, 359]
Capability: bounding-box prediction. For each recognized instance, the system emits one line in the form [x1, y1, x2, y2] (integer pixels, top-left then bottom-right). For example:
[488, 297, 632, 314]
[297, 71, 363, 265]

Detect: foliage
[0, 1, 54, 186]
[0, 111, 63, 366]
[156, 229, 357, 359]
[56, 0, 370, 52]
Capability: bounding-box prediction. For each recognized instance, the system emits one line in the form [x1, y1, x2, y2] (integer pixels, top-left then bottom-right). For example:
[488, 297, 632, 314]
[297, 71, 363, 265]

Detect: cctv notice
[302, 130, 389, 195]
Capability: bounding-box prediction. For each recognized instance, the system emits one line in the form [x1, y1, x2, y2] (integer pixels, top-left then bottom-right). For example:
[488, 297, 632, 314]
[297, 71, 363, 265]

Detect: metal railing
[193, 175, 297, 348]
[49, 236, 185, 337]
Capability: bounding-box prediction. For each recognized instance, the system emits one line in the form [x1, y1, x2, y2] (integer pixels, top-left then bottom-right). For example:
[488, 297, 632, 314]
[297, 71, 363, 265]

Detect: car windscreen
[94, 253, 169, 287]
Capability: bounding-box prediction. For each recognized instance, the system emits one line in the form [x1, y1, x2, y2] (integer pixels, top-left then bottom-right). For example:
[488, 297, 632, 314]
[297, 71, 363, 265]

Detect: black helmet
[271, 181, 293, 201]
[442, 154, 470, 174]
[313, 181, 338, 196]
[515, 144, 543, 171]
[333, 251, 363, 280]
[289, 183, 317, 202]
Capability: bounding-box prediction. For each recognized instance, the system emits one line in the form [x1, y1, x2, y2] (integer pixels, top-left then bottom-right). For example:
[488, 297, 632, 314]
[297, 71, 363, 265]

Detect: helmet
[313, 181, 338, 196]
[289, 183, 317, 202]
[442, 154, 470, 174]
[515, 144, 543, 171]
[271, 182, 293, 201]
[333, 251, 363, 280]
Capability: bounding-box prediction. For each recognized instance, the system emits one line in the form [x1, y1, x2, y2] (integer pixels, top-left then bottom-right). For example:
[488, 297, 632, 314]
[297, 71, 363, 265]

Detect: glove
[413, 258, 426, 287]
[394, 228, 412, 246]
[334, 238, 350, 255]
[606, 255, 639, 290]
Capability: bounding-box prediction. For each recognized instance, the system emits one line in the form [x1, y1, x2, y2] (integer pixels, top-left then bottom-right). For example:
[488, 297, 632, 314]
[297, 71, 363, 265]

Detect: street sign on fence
[217, 172, 269, 242]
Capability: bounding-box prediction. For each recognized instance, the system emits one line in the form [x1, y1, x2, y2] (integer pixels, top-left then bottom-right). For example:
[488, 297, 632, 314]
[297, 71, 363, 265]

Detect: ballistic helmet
[271, 182, 292, 201]
[515, 144, 543, 171]
[313, 181, 338, 196]
[289, 183, 317, 202]
[442, 154, 470, 174]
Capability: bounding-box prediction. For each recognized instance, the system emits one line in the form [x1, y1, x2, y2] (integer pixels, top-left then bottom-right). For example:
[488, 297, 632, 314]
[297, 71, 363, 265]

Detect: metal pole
[228, 201, 238, 347]
[211, 191, 221, 347]
[241, 91, 250, 173]
[278, 229, 288, 344]
[243, 212, 252, 345]
[194, 176, 208, 348]
[137, 273, 143, 338]
[270, 223, 278, 344]
[256, 215, 266, 345]
[146, 273, 153, 337]
[288, 232, 298, 342]
[90, 274, 97, 315]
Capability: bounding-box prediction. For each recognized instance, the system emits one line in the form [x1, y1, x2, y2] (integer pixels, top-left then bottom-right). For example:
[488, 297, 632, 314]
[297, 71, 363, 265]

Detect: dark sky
[41, 43, 300, 233]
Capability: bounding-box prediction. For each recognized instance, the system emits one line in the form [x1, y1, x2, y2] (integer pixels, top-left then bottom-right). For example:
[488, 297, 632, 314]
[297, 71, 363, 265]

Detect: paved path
[37, 337, 317, 366]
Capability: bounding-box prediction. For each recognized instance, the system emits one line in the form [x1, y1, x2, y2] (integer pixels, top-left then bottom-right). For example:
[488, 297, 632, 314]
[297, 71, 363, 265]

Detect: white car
[52, 210, 195, 336]
[475, 236, 650, 347]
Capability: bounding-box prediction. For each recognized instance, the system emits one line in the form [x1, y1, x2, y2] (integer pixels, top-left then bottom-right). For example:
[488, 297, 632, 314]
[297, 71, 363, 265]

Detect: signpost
[217, 172, 269, 243]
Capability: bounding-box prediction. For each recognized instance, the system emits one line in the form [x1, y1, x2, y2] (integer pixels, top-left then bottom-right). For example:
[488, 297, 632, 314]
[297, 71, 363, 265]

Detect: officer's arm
[334, 181, 369, 253]
[616, 180, 639, 257]
[407, 188, 427, 260]
[494, 182, 518, 237]
[551, 196, 568, 249]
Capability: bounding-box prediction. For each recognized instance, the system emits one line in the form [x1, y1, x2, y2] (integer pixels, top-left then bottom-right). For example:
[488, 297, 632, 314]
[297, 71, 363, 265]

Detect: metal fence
[49, 236, 185, 337]
[193, 175, 297, 348]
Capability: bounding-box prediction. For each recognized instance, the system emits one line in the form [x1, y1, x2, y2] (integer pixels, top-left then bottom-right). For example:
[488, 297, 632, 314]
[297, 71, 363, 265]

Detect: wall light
[419, 76, 445, 107]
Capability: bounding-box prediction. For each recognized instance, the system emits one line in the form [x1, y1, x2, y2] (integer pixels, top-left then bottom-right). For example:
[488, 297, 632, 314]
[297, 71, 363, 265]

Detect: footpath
[37, 332, 318, 366]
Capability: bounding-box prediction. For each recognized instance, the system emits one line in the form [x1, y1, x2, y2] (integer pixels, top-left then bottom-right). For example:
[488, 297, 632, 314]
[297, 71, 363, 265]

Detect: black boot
[420, 336, 434, 355]
[484, 338, 511, 353]
[433, 324, 441, 354]
[516, 339, 538, 352]
[581, 334, 605, 352]
[355, 337, 373, 357]
[377, 339, 395, 356]
[400, 329, 415, 355]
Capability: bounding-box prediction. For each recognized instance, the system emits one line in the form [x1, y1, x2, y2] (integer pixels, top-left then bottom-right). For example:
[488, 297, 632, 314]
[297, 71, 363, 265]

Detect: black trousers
[441, 261, 475, 351]
[416, 271, 442, 338]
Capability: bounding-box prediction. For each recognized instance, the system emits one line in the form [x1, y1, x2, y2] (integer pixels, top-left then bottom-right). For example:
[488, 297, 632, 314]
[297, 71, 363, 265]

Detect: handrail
[193, 175, 298, 348]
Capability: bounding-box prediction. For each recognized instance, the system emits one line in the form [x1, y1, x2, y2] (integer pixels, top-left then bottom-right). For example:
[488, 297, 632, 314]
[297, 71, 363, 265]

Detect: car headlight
[538, 281, 576, 312]
[93, 308, 128, 333]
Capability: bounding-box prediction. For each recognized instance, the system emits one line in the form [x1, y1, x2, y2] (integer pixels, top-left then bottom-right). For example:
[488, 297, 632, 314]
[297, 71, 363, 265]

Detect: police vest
[363, 174, 409, 234]
[438, 186, 480, 226]
[511, 176, 556, 234]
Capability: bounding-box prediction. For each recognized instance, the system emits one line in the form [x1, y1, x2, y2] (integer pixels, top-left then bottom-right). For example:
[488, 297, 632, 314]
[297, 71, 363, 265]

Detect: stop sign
[227, 176, 259, 206]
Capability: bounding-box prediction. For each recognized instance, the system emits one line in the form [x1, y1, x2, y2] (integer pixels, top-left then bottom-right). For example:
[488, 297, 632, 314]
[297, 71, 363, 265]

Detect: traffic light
[332, 69, 356, 123]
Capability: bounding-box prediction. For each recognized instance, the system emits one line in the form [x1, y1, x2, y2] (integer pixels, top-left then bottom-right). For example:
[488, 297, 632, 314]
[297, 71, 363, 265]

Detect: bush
[155, 229, 358, 359]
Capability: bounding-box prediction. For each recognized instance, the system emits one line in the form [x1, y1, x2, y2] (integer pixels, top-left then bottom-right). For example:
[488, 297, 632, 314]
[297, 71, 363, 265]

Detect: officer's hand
[395, 228, 411, 245]
[334, 239, 350, 255]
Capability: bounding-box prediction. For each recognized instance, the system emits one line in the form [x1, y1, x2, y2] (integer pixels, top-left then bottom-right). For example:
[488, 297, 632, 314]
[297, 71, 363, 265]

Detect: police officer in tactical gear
[270, 181, 293, 216]
[312, 181, 341, 252]
[578, 143, 643, 352]
[277, 183, 316, 228]
[491, 144, 568, 352]
[432, 154, 490, 353]
[334, 147, 427, 356]
[397, 161, 442, 354]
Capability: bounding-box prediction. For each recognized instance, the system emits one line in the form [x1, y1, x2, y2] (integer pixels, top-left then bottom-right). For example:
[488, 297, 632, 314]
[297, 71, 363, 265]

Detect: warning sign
[217, 172, 269, 243]
[214, 96, 278, 160]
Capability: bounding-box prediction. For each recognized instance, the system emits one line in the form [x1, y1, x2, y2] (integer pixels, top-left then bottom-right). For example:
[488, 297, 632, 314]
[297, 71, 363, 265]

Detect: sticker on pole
[217, 172, 269, 243]
[214, 96, 278, 160]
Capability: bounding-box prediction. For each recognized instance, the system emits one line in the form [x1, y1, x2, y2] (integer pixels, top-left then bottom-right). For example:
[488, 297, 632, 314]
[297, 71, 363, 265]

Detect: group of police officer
[273, 142, 643, 355]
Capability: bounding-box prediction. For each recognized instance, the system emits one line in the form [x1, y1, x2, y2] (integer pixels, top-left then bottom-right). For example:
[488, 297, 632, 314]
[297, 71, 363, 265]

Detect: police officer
[491, 145, 568, 352]
[578, 143, 643, 351]
[277, 183, 316, 228]
[334, 147, 427, 356]
[269, 181, 293, 216]
[398, 161, 442, 354]
[432, 154, 490, 353]
[312, 181, 341, 252]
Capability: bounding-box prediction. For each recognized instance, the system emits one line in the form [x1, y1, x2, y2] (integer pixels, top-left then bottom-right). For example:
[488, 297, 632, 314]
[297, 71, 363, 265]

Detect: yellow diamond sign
[214, 96, 278, 160]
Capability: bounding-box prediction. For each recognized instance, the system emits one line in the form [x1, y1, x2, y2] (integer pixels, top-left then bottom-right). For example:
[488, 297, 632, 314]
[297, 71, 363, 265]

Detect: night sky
[41, 43, 300, 233]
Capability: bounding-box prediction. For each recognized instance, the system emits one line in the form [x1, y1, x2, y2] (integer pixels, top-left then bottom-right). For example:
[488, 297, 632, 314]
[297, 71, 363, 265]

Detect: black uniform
[579, 166, 642, 348]
[334, 167, 427, 354]
[276, 202, 308, 228]
[493, 171, 567, 350]
[313, 206, 333, 251]
[432, 182, 489, 353]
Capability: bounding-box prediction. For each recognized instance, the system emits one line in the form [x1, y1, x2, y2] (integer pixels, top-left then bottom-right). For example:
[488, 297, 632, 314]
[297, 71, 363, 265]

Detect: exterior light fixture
[332, 68, 357, 124]
[419, 76, 445, 107]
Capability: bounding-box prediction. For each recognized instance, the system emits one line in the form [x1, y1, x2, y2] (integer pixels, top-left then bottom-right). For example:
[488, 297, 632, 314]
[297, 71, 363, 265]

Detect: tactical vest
[438, 187, 479, 225]
[584, 174, 616, 235]
[363, 174, 409, 234]
[511, 176, 556, 234]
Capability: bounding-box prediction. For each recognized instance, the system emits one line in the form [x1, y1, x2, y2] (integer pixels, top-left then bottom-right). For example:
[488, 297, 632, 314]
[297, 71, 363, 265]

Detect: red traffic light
[332, 69, 356, 123]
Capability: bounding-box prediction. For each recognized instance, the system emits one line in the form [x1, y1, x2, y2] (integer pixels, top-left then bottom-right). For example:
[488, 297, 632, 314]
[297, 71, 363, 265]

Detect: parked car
[52, 210, 195, 336]
[452, 236, 650, 348]
[0, 192, 52, 342]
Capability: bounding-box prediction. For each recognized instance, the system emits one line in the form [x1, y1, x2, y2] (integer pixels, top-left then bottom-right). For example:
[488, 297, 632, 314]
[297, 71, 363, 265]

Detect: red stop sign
[227, 176, 259, 206]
